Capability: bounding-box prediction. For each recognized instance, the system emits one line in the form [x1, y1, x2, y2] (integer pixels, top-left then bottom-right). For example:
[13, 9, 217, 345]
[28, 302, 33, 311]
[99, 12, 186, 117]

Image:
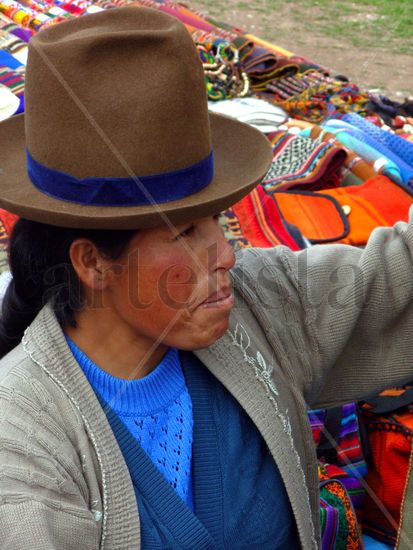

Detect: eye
[175, 224, 195, 240]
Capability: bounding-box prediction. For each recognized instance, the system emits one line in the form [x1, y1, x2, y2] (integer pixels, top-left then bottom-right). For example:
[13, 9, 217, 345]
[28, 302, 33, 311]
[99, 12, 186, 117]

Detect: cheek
[110, 249, 227, 348]
[121, 261, 200, 324]
[115, 272, 230, 349]
[157, 264, 200, 308]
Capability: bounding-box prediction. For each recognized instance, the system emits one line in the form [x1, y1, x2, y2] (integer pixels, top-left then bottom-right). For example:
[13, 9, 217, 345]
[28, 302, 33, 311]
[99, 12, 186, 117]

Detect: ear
[69, 239, 112, 292]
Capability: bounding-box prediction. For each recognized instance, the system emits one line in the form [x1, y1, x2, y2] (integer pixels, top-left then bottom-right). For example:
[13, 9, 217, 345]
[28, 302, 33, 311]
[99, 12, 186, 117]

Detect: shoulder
[0, 340, 66, 403]
[231, 246, 303, 314]
[0, 345, 101, 547]
[0, 341, 55, 405]
[232, 246, 298, 286]
[0, 339, 84, 446]
[0, 342, 28, 382]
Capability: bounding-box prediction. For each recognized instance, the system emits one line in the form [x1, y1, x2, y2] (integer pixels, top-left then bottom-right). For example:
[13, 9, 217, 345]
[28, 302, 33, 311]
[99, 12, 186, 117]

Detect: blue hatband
[26, 148, 214, 207]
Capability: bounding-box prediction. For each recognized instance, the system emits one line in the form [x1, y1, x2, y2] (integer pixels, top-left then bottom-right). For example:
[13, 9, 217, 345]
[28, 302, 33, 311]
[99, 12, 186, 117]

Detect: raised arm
[233, 207, 413, 409]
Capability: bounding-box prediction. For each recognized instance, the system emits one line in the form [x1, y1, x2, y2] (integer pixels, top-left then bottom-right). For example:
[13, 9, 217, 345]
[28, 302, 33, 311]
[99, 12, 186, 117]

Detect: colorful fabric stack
[318, 463, 363, 550]
[309, 404, 367, 492]
[262, 131, 347, 191]
[0, 0, 407, 127]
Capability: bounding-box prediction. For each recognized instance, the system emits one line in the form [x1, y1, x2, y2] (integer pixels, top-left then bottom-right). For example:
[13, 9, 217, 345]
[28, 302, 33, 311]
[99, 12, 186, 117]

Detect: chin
[193, 317, 230, 350]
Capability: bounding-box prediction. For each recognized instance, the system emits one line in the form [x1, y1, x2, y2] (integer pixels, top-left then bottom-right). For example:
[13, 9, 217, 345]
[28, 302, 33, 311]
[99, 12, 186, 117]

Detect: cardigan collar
[194, 290, 319, 549]
[22, 303, 141, 550]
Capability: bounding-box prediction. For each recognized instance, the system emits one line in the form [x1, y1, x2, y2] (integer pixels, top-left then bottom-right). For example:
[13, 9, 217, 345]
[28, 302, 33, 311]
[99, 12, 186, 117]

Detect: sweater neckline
[66, 337, 185, 415]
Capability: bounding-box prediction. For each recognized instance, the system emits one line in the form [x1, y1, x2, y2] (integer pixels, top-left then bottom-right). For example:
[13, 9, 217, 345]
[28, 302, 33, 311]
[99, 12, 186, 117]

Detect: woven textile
[273, 176, 413, 246]
[218, 208, 252, 250]
[0, 22, 32, 42]
[306, 125, 381, 182]
[273, 191, 350, 244]
[231, 185, 301, 249]
[343, 113, 413, 169]
[319, 465, 363, 550]
[360, 391, 413, 546]
[0, 64, 24, 96]
[320, 175, 413, 245]
[262, 131, 346, 191]
[327, 117, 413, 186]
[257, 71, 374, 124]
[319, 120, 403, 184]
[0, 0, 392, 131]
[0, 28, 26, 54]
[309, 405, 366, 506]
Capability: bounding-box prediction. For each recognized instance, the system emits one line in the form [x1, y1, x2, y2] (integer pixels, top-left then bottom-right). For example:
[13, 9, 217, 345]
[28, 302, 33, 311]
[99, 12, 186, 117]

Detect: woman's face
[101, 215, 236, 351]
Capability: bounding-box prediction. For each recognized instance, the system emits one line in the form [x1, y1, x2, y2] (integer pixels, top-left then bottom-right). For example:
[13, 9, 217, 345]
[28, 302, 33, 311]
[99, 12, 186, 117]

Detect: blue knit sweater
[67, 340, 298, 548]
[66, 338, 194, 508]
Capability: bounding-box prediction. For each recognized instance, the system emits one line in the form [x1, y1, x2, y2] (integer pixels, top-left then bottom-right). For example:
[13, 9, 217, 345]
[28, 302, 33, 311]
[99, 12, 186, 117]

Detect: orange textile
[274, 191, 348, 244]
[322, 176, 413, 245]
[273, 175, 413, 246]
[243, 33, 293, 59]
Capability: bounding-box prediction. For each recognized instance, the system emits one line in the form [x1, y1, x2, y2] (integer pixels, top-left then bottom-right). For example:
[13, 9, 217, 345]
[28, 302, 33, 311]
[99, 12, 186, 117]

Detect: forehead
[138, 219, 191, 240]
[121, 219, 193, 252]
[139, 216, 214, 238]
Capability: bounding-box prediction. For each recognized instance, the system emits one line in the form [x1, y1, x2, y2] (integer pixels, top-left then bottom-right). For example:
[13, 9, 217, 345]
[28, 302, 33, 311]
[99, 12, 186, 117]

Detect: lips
[200, 287, 234, 309]
[203, 289, 231, 304]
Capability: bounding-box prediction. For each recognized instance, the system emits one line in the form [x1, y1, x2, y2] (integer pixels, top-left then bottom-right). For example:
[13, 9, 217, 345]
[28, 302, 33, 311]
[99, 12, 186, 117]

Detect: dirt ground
[192, 0, 413, 101]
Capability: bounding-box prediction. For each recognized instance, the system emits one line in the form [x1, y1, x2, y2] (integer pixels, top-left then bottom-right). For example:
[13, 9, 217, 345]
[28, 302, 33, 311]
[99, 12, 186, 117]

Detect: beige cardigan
[2, 212, 413, 549]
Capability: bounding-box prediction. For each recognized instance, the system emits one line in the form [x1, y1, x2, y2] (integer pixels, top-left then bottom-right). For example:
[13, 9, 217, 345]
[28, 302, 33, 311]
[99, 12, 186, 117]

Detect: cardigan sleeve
[0, 501, 100, 549]
[233, 206, 413, 409]
[0, 361, 101, 549]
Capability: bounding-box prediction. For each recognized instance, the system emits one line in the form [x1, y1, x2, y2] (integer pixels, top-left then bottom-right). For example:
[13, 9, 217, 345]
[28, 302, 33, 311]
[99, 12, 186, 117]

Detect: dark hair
[0, 218, 136, 358]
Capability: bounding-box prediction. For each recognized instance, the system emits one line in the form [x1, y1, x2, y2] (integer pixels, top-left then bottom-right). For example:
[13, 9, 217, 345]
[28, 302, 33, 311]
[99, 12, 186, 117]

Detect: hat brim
[0, 112, 272, 229]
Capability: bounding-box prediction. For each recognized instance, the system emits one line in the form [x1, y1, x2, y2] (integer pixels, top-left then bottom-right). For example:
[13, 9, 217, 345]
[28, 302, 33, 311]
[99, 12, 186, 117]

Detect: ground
[191, 0, 413, 101]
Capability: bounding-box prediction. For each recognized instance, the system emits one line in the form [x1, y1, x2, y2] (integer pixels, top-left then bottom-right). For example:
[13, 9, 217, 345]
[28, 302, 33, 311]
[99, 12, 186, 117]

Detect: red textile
[232, 185, 300, 250]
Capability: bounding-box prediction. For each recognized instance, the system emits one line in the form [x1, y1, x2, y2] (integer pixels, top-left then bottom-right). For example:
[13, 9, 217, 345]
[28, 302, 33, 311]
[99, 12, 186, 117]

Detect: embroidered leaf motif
[233, 323, 250, 353]
[256, 351, 272, 376]
[230, 324, 278, 395]
[228, 321, 314, 542]
[255, 351, 278, 396]
[230, 323, 255, 365]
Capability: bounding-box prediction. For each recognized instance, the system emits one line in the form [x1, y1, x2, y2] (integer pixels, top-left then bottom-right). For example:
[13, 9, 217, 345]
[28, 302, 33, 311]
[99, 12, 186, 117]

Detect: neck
[65, 307, 168, 379]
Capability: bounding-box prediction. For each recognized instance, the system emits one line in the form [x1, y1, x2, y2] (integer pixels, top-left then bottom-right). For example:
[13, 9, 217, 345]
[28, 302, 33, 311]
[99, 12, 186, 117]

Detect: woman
[0, 7, 413, 550]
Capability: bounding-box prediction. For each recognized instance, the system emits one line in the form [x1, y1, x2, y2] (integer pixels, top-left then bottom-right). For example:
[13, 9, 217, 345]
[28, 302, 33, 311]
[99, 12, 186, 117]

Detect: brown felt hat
[0, 6, 272, 229]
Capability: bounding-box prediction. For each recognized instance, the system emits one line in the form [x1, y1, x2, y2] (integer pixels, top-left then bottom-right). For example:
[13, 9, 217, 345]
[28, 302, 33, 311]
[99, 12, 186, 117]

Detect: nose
[208, 218, 236, 273]
[218, 233, 236, 272]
